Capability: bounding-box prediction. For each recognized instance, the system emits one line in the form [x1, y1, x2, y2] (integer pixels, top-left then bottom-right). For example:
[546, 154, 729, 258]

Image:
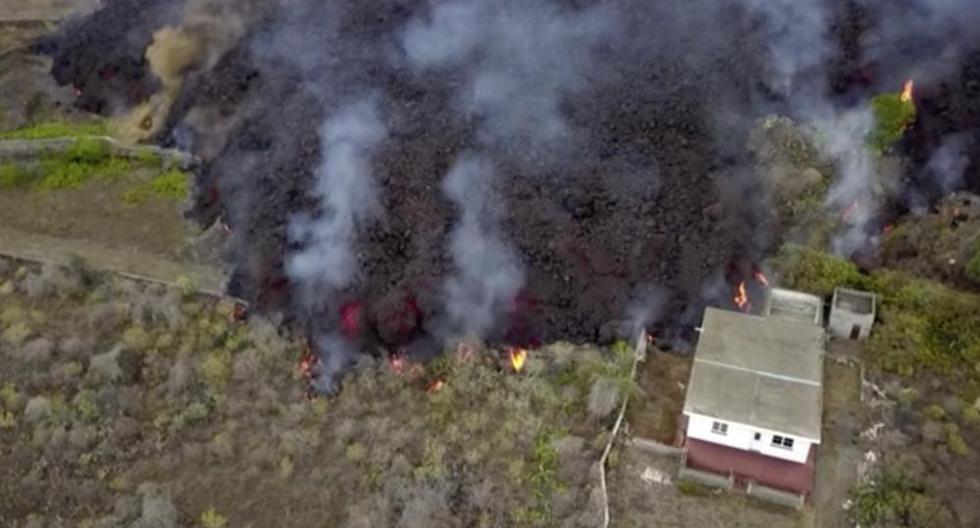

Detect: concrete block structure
[828, 288, 876, 340]
[681, 307, 825, 496]
[764, 288, 824, 327]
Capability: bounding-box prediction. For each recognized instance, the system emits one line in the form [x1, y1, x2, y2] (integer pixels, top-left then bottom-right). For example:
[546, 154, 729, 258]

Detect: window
[753, 432, 761, 441]
[771, 435, 795, 449]
[711, 421, 728, 435]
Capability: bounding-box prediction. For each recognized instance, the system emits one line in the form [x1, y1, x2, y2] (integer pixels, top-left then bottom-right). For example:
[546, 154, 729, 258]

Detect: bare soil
[812, 347, 865, 528]
[627, 349, 692, 444]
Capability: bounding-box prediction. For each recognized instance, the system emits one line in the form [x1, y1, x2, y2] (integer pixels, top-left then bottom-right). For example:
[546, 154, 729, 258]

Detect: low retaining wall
[746, 482, 805, 510]
[630, 437, 684, 457]
[0, 137, 196, 168]
[677, 466, 734, 491]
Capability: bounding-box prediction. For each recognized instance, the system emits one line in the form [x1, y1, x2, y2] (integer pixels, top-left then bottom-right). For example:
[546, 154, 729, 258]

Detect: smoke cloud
[117, 0, 266, 141]
[440, 153, 525, 339]
[402, 0, 616, 154]
[286, 98, 388, 309]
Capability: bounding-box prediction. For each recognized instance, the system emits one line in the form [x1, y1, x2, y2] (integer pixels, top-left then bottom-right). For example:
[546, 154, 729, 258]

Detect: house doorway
[849, 324, 861, 340]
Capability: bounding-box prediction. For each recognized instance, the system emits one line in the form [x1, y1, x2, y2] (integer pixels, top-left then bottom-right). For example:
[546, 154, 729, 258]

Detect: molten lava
[733, 281, 750, 312]
[901, 79, 914, 103]
[509, 347, 528, 372]
[339, 302, 362, 338]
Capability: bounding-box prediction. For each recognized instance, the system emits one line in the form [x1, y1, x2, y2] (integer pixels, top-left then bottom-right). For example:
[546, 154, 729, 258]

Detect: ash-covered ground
[38, 0, 980, 384]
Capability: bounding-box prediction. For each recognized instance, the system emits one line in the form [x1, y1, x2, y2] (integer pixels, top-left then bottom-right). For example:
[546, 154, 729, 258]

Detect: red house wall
[684, 437, 815, 495]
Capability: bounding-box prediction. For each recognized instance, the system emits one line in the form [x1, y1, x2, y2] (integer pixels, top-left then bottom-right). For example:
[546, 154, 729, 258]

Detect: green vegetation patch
[0, 163, 30, 188]
[869, 89, 916, 153]
[772, 244, 980, 384]
[122, 169, 190, 204]
[36, 138, 131, 191]
[0, 120, 108, 140]
[966, 244, 980, 286]
[851, 472, 954, 528]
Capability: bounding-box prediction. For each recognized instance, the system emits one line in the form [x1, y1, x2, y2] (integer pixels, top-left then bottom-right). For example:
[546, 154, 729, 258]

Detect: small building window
[771, 435, 794, 449]
[711, 421, 728, 435]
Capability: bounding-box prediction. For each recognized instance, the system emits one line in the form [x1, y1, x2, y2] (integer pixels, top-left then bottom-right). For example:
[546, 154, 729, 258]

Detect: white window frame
[710, 421, 728, 436]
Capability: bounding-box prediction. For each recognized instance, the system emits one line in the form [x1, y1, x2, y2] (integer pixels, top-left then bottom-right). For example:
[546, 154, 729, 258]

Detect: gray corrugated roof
[683, 307, 825, 441]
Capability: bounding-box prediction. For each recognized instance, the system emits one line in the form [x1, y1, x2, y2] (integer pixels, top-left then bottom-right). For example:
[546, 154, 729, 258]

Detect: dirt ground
[813, 344, 866, 528]
[609, 444, 811, 528]
[627, 349, 692, 444]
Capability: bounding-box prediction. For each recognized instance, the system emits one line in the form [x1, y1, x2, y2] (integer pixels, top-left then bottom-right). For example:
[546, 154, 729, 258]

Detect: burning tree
[868, 80, 916, 153]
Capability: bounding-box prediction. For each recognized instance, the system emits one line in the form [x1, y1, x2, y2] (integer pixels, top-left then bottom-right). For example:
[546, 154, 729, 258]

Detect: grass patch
[0, 164, 30, 188]
[122, 169, 190, 204]
[35, 138, 131, 191]
[0, 120, 108, 140]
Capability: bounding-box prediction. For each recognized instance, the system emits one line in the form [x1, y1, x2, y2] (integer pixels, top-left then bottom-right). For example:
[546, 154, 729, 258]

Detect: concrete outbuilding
[828, 287, 876, 340]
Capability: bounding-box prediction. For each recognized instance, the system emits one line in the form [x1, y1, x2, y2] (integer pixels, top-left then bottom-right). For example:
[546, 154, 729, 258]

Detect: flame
[842, 200, 859, 221]
[427, 379, 445, 392]
[227, 302, 248, 323]
[509, 347, 528, 372]
[901, 79, 914, 103]
[882, 224, 895, 235]
[733, 281, 750, 312]
[388, 354, 406, 375]
[753, 270, 770, 286]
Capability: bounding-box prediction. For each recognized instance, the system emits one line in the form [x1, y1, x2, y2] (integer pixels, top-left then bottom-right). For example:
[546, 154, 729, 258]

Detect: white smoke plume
[441, 153, 525, 338]
[814, 108, 882, 256]
[286, 98, 387, 308]
[922, 132, 972, 198]
[401, 0, 616, 152]
[738, 0, 830, 99]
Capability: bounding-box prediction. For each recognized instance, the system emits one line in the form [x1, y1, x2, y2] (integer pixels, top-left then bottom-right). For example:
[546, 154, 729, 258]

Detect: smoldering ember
[2, 0, 980, 527]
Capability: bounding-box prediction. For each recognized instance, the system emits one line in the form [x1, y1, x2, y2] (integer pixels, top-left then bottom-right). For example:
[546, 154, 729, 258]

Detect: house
[828, 287, 876, 340]
[681, 305, 825, 496]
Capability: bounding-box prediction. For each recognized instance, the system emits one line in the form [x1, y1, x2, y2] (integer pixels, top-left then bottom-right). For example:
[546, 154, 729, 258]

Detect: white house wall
[685, 413, 813, 464]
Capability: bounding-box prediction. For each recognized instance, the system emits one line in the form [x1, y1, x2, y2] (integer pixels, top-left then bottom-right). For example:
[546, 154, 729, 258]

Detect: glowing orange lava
[509, 348, 528, 372]
[733, 281, 750, 312]
[901, 79, 914, 103]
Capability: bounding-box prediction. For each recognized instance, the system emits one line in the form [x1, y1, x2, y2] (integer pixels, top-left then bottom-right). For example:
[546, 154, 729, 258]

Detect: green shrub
[676, 479, 710, 497]
[966, 245, 980, 285]
[963, 405, 980, 427]
[923, 404, 946, 421]
[945, 423, 970, 456]
[0, 120, 108, 140]
[852, 472, 954, 528]
[35, 139, 131, 191]
[136, 149, 163, 167]
[64, 138, 110, 164]
[199, 508, 228, 528]
[122, 169, 190, 204]
[200, 349, 231, 388]
[72, 389, 100, 423]
[0, 164, 30, 188]
[770, 244, 864, 296]
[869, 89, 916, 153]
